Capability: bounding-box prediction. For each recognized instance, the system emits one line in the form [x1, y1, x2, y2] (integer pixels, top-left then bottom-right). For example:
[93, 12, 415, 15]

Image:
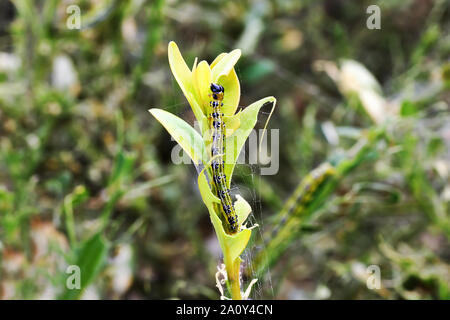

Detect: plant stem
[225, 256, 242, 300]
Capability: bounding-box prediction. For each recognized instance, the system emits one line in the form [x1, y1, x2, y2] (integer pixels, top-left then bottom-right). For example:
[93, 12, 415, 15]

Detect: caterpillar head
[210, 83, 224, 100]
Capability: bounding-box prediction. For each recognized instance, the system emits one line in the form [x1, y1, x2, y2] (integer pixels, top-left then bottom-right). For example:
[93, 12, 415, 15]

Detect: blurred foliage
[0, 0, 449, 299]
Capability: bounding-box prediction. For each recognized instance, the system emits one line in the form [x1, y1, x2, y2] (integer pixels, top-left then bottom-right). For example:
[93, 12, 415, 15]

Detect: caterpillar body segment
[208, 83, 239, 234]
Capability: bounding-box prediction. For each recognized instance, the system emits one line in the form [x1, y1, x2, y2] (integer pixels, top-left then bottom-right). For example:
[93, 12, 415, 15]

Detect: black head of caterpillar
[210, 83, 224, 101]
[209, 82, 239, 234]
[210, 83, 224, 93]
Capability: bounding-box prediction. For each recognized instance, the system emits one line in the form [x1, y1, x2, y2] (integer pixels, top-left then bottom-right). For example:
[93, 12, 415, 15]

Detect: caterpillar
[208, 83, 239, 234]
[270, 162, 336, 238]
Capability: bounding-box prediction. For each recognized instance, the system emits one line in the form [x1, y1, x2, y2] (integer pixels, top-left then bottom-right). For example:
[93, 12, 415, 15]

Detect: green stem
[64, 196, 77, 247]
[224, 254, 242, 300]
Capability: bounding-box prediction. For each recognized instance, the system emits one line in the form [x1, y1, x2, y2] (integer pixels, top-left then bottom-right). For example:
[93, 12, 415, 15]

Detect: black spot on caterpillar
[209, 83, 239, 234]
[270, 163, 336, 239]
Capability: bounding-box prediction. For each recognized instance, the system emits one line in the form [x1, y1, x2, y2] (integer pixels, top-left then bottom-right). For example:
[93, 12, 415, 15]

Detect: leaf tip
[168, 41, 176, 50]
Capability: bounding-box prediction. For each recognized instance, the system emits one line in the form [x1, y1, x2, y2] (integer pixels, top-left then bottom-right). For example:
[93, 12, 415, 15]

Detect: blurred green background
[0, 0, 449, 299]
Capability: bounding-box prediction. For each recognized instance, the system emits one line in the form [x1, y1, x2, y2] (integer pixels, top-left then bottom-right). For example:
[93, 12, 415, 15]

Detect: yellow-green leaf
[226, 228, 252, 262]
[198, 167, 221, 206]
[224, 96, 277, 188]
[234, 194, 252, 225]
[149, 108, 206, 166]
[223, 112, 241, 137]
[212, 49, 241, 81]
[197, 167, 252, 263]
[219, 70, 240, 116]
[193, 60, 212, 114]
[168, 41, 205, 124]
[211, 51, 241, 116]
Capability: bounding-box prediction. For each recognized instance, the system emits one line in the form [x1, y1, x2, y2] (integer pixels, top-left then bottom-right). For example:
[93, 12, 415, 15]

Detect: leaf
[197, 168, 252, 263]
[218, 71, 241, 117]
[168, 40, 194, 99]
[149, 108, 207, 166]
[168, 41, 205, 124]
[211, 51, 241, 116]
[224, 96, 277, 188]
[208, 201, 251, 263]
[193, 60, 212, 114]
[198, 167, 221, 206]
[212, 49, 241, 81]
[234, 194, 252, 225]
[225, 228, 252, 262]
[109, 151, 136, 189]
[60, 232, 109, 300]
[197, 168, 229, 254]
[223, 112, 241, 137]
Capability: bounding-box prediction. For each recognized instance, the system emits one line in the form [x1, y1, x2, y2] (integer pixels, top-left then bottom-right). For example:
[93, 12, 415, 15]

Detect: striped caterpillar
[208, 83, 239, 234]
[270, 163, 336, 238]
